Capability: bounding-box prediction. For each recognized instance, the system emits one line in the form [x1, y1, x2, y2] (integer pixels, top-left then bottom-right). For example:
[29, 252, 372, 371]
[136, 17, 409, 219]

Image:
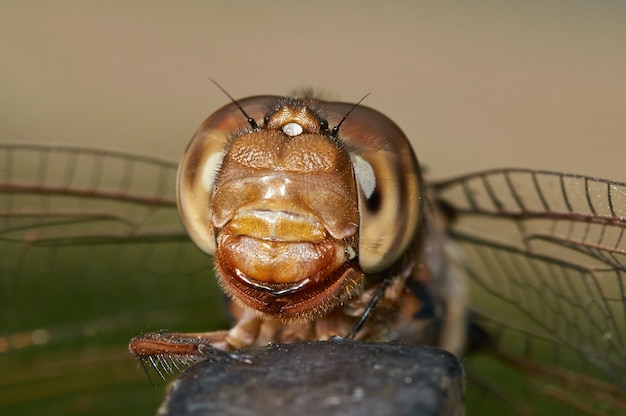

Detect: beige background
[1, 1, 625, 181]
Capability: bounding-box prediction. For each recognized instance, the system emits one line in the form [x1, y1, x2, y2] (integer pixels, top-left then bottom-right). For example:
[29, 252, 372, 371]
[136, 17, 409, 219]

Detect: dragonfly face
[178, 96, 425, 318]
[130, 93, 465, 358]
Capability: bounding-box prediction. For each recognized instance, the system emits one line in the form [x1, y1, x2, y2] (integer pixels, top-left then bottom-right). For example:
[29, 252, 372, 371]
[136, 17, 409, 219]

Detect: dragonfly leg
[129, 330, 232, 360]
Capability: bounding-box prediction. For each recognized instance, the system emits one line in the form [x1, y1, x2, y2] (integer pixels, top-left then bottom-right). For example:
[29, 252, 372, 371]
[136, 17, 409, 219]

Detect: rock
[158, 338, 465, 416]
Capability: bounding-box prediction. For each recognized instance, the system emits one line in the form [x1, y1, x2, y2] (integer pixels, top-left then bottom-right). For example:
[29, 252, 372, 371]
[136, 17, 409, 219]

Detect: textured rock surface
[158, 338, 465, 416]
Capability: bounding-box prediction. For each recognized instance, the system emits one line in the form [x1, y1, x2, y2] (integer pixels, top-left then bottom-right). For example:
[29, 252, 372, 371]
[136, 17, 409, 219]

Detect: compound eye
[324, 103, 423, 273]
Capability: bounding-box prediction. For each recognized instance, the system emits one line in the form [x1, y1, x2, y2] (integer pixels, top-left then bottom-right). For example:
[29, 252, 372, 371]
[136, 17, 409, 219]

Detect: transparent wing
[0, 143, 227, 415]
[434, 169, 626, 414]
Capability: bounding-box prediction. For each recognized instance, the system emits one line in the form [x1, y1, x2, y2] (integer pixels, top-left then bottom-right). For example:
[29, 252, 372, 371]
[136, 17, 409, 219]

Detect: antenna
[209, 78, 259, 130]
[330, 93, 371, 138]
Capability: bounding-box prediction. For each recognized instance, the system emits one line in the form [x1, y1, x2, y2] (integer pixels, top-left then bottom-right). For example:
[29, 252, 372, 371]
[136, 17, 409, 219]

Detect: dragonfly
[1, 93, 625, 415]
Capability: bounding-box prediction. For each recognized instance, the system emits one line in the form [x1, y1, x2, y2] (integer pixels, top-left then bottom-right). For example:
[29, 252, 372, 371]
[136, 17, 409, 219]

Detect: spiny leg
[129, 330, 247, 381]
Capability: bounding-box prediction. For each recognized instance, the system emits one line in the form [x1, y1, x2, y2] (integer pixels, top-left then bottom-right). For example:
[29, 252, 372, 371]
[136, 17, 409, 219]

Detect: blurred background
[1, 1, 625, 415]
[2, 1, 625, 180]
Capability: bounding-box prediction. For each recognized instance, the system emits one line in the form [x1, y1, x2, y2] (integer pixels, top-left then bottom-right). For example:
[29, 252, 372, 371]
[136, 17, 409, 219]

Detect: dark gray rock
[158, 338, 465, 416]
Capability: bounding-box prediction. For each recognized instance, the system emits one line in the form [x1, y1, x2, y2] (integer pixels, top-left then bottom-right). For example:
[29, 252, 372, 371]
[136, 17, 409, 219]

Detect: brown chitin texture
[211, 109, 363, 321]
